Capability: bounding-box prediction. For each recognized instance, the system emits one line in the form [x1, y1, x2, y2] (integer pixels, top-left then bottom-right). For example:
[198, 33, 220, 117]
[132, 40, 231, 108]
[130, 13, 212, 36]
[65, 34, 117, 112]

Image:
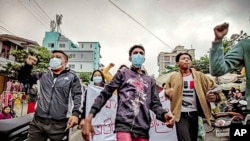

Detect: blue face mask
[93, 76, 102, 84]
[49, 58, 62, 70]
[131, 54, 145, 68]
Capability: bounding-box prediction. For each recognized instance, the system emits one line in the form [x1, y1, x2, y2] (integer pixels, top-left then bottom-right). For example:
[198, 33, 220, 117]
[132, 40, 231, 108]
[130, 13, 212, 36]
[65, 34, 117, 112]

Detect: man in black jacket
[18, 50, 83, 141]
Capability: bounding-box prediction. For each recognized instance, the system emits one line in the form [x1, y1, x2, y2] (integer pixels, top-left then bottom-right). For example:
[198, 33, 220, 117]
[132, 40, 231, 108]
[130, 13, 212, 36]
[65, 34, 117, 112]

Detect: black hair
[128, 45, 145, 56]
[90, 70, 106, 87]
[2, 105, 11, 114]
[162, 83, 166, 88]
[118, 64, 129, 70]
[52, 50, 68, 61]
[175, 52, 192, 62]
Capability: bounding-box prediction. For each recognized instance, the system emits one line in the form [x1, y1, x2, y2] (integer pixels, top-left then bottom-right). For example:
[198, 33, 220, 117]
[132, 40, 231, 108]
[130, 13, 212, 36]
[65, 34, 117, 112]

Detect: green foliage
[165, 65, 179, 73]
[3, 46, 51, 77]
[192, 31, 249, 74]
[192, 55, 210, 74]
[79, 72, 91, 84]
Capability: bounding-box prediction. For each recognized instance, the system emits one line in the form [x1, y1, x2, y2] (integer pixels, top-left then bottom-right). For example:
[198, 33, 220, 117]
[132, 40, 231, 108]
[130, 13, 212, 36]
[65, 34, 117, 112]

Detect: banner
[85, 85, 177, 141]
[149, 90, 177, 141]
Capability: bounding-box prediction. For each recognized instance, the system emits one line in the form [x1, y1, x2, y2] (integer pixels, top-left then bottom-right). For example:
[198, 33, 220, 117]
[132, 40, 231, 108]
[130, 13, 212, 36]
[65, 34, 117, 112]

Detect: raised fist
[26, 55, 38, 66]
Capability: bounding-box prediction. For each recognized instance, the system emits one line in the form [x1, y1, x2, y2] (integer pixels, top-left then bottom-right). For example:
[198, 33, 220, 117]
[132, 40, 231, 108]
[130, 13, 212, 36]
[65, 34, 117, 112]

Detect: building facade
[157, 45, 195, 74]
[42, 32, 101, 73]
[0, 34, 40, 94]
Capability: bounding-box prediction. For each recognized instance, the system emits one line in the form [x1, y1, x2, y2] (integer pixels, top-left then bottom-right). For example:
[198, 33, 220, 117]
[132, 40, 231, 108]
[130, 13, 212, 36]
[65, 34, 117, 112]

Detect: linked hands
[164, 113, 175, 128]
[82, 114, 95, 141]
[67, 115, 79, 128]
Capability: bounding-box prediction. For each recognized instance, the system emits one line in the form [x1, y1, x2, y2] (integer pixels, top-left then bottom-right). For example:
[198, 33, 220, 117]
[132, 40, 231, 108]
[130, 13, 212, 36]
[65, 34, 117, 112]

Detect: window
[48, 43, 54, 48]
[80, 64, 82, 69]
[59, 43, 66, 48]
[82, 44, 84, 48]
[90, 44, 92, 48]
[82, 52, 93, 61]
[172, 56, 176, 62]
[0, 45, 10, 59]
[81, 54, 83, 58]
[69, 54, 76, 58]
[69, 64, 75, 69]
[164, 56, 170, 61]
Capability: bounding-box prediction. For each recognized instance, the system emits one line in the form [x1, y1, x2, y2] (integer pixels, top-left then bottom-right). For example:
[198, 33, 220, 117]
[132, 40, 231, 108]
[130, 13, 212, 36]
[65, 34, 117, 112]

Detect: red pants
[116, 132, 149, 141]
[27, 102, 36, 114]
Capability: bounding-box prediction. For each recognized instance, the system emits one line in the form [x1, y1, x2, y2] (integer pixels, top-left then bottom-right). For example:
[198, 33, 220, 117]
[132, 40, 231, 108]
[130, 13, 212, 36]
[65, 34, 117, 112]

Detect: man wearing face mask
[82, 45, 175, 141]
[17, 50, 83, 141]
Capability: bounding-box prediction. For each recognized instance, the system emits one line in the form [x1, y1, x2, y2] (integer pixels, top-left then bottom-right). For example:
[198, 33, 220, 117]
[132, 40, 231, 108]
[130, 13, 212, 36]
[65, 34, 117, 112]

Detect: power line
[0, 25, 14, 34]
[0, 19, 16, 34]
[108, 0, 173, 50]
[25, 0, 50, 26]
[32, 0, 52, 21]
[18, 0, 49, 29]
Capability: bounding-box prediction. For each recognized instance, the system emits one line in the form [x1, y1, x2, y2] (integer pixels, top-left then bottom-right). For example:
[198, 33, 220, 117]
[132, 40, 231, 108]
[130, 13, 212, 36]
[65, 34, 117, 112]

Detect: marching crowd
[0, 22, 249, 141]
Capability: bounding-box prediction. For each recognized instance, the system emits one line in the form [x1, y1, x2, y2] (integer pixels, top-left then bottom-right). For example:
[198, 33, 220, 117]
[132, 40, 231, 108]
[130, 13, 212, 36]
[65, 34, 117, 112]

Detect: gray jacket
[18, 64, 83, 120]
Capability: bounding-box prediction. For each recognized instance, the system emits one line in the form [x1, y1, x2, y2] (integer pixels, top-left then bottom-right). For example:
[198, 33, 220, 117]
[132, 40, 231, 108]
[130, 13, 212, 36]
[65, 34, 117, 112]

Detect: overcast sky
[0, 0, 250, 76]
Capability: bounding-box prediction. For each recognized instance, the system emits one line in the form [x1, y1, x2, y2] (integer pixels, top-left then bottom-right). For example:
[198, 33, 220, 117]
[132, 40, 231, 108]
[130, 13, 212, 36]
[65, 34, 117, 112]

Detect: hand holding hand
[82, 118, 95, 141]
[206, 92, 217, 102]
[214, 22, 229, 42]
[67, 115, 79, 128]
[164, 113, 175, 128]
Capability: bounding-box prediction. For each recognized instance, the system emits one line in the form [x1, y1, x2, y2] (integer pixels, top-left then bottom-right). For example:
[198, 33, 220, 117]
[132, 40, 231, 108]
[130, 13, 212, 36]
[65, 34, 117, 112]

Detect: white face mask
[49, 58, 62, 70]
[93, 76, 102, 84]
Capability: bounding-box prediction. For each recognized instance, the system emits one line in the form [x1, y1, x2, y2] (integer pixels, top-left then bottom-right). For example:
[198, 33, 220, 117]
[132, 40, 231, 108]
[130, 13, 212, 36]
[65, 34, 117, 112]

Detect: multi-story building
[157, 45, 195, 74]
[42, 31, 102, 73]
[77, 42, 101, 72]
[0, 34, 40, 93]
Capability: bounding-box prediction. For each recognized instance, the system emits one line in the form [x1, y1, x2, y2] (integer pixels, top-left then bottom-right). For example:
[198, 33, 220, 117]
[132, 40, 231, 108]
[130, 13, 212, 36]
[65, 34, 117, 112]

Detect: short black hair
[118, 64, 129, 70]
[175, 52, 192, 62]
[162, 83, 166, 88]
[52, 50, 68, 61]
[128, 45, 145, 56]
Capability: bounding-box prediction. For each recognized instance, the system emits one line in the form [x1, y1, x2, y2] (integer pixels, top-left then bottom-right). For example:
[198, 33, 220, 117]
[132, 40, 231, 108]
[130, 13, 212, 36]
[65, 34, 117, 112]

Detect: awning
[7, 39, 25, 47]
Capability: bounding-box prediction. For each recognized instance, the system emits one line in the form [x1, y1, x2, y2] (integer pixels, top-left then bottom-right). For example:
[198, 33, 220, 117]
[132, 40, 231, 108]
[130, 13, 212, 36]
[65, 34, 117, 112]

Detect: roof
[0, 34, 40, 46]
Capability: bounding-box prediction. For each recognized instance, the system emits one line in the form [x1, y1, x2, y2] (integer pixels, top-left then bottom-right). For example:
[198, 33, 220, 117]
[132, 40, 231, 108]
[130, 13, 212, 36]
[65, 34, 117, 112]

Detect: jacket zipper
[130, 73, 142, 131]
[47, 77, 57, 118]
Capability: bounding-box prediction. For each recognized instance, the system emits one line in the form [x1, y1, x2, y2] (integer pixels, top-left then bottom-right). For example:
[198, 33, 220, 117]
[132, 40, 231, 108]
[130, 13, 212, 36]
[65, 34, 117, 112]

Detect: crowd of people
[0, 22, 249, 141]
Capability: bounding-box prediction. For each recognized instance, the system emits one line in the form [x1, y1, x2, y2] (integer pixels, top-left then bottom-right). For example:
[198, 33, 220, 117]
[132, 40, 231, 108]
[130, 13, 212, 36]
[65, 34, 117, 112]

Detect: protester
[103, 63, 129, 96]
[102, 63, 115, 83]
[82, 45, 175, 141]
[80, 70, 106, 128]
[102, 63, 129, 83]
[17, 50, 83, 141]
[164, 52, 220, 141]
[0, 106, 12, 120]
[209, 22, 250, 108]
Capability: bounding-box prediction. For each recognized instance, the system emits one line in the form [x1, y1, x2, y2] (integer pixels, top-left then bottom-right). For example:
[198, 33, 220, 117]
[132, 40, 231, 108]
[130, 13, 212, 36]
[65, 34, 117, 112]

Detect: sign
[85, 85, 177, 141]
[230, 122, 250, 140]
[215, 128, 229, 137]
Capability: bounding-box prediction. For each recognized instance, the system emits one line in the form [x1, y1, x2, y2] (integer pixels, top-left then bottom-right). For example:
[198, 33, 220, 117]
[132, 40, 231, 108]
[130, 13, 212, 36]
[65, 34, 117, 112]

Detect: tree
[192, 55, 210, 74]
[222, 30, 250, 74]
[79, 72, 91, 85]
[3, 46, 51, 78]
[165, 65, 179, 73]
